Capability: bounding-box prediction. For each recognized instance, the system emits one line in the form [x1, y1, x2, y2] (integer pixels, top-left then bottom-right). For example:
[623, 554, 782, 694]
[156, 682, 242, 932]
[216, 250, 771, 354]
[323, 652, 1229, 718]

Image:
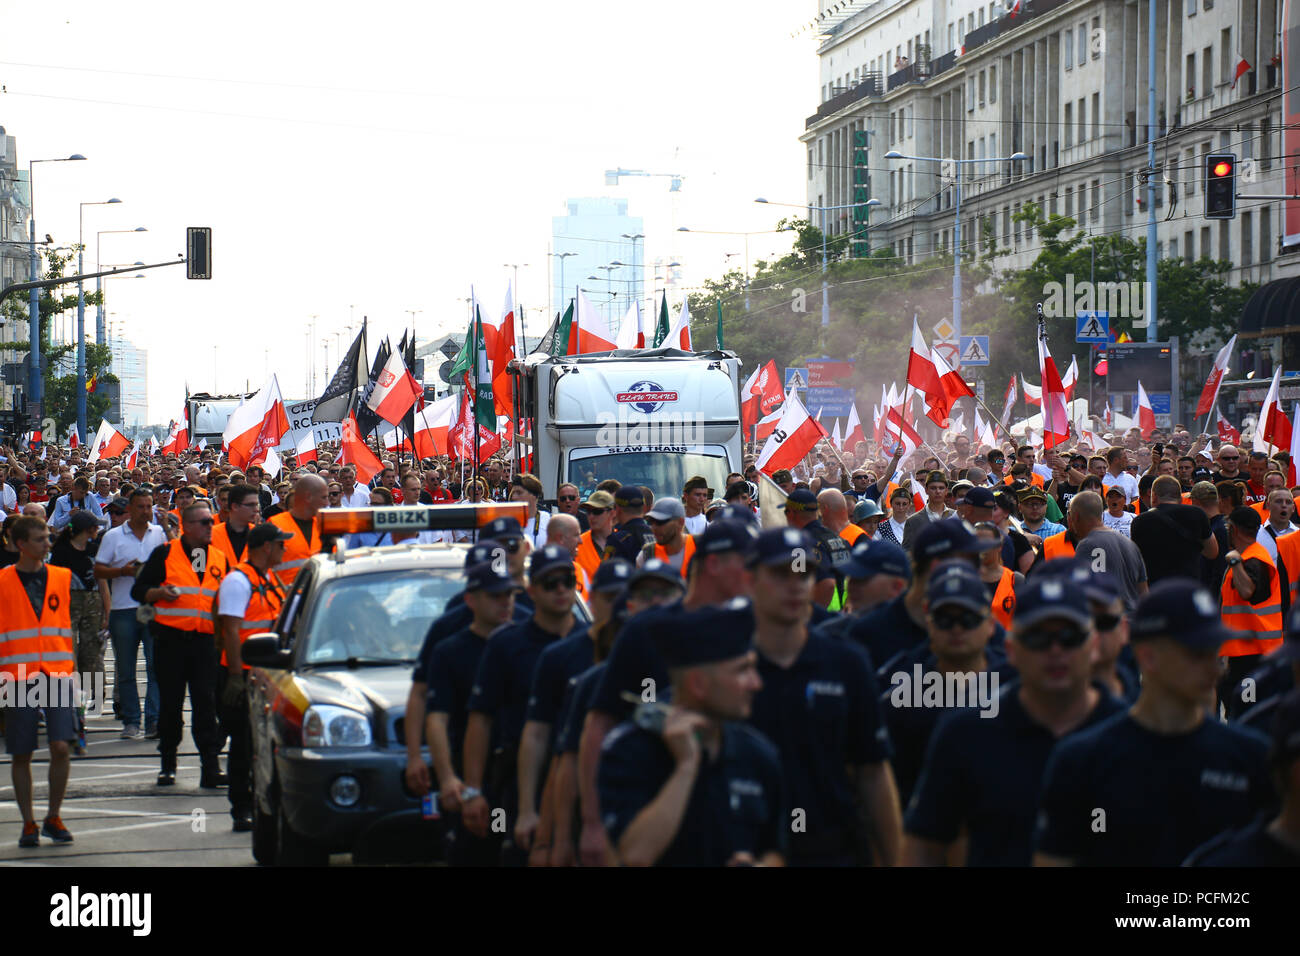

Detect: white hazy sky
[5, 0, 817, 420]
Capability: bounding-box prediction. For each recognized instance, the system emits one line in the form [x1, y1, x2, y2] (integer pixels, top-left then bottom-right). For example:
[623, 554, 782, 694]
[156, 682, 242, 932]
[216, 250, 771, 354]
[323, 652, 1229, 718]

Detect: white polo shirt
[95, 521, 168, 610]
[338, 484, 372, 508]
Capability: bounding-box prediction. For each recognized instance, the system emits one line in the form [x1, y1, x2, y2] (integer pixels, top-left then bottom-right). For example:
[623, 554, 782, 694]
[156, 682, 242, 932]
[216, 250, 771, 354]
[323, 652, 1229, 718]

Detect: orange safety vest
[576, 531, 603, 589]
[1005, 472, 1045, 489]
[222, 562, 286, 669]
[654, 534, 696, 579]
[1275, 531, 1300, 606]
[1042, 531, 1075, 560]
[211, 521, 250, 565]
[1219, 542, 1284, 658]
[269, 511, 321, 585]
[990, 566, 1016, 630]
[840, 523, 867, 547]
[0, 565, 74, 680]
[153, 538, 230, 634]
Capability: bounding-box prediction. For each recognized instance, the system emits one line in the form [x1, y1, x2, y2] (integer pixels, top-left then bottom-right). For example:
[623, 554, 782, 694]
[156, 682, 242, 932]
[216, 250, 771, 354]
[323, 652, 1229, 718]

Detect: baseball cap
[654, 598, 754, 668]
[913, 518, 999, 561]
[592, 558, 634, 593]
[580, 490, 615, 512]
[840, 538, 910, 581]
[646, 497, 686, 522]
[925, 564, 990, 614]
[852, 498, 884, 521]
[1130, 579, 1236, 650]
[747, 527, 818, 569]
[720, 503, 760, 526]
[528, 544, 574, 581]
[464, 542, 503, 567]
[248, 523, 294, 549]
[1013, 574, 1093, 630]
[629, 558, 686, 589]
[781, 488, 819, 513]
[484, 516, 525, 540]
[697, 518, 759, 557]
[464, 562, 518, 594]
[613, 486, 645, 509]
[68, 511, 100, 534]
[705, 498, 727, 515]
[964, 486, 996, 510]
[107, 496, 130, 513]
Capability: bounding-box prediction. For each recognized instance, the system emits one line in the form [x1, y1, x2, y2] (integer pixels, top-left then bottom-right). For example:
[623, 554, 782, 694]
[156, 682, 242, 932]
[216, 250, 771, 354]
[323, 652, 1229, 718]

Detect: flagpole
[471, 289, 481, 506]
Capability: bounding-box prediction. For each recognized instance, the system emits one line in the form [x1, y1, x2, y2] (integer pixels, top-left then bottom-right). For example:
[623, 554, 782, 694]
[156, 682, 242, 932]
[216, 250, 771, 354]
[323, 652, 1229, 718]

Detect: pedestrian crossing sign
[1075, 311, 1110, 343]
[784, 368, 808, 391]
[958, 335, 990, 366]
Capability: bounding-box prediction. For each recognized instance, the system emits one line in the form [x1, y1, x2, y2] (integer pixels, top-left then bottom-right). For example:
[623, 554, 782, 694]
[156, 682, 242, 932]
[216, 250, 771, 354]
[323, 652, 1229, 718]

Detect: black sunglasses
[932, 607, 986, 631]
[535, 573, 576, 591]
[1017, 625, 1090, 651]
[1093, 612, 1122, 632]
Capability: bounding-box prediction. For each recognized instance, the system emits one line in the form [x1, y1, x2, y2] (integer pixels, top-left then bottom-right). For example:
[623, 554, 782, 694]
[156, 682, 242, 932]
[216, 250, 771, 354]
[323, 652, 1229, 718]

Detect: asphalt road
[0, 641, 256, 866]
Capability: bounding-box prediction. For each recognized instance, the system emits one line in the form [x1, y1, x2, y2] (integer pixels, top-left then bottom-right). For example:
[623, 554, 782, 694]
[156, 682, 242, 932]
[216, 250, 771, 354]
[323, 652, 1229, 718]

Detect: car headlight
[302, 705, 372, 747]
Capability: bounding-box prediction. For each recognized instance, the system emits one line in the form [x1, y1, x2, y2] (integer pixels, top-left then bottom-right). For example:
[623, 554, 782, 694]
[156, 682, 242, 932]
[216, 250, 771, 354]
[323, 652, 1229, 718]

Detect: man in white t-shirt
[1103, 446, 1140, 503]
[682, 475, 710, 536]
[93, 488, 166, 739]
[336, 465, 372, 509]
[1101, 487, 1134, 537]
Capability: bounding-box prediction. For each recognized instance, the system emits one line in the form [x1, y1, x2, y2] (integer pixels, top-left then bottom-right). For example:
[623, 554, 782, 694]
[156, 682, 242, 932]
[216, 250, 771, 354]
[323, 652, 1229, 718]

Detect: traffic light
[186, 226, 212, 279]
[1204, 153, 1236, 219]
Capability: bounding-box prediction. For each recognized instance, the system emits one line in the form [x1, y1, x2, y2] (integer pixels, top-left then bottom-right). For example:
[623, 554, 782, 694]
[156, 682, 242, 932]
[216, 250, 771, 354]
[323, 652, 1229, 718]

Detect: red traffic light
[1212, 160, 1233, 178]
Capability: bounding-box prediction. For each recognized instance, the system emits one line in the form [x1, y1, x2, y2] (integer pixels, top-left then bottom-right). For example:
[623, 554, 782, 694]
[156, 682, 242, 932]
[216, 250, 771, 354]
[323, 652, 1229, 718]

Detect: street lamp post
[77, 198, 122, 439]
[504, 263, 528, 351]
[551, 252, 576, 316]
[96, 226, 146, 348]
[27, 154, 87, 420]
[883, 150, 1027, 343]
[754, 197, 880, 336]
[621, 233, 644, 307]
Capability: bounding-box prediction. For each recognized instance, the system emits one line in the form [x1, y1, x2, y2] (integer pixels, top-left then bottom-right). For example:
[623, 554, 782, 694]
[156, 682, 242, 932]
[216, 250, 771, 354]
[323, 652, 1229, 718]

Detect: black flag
[313, 321, 368, 425]
[398, 330, 420, 448]
[354, 337, 391, 438]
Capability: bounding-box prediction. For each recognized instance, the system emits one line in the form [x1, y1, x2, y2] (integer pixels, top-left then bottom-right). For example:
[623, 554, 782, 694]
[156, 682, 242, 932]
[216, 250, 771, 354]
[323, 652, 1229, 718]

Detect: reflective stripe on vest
[1274, 531, 1300, 600]
[0, 565, 75, 679]
[991, 567, 1016, 630]
[224, 563, 287, 669]
[1219, 542, 1284, 657]
[153, 539, 229, 635]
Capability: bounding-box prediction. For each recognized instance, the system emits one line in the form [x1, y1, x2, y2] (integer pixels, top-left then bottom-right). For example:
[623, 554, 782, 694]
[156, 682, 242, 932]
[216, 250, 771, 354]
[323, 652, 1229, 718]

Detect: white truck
[510, 347, 744, 503]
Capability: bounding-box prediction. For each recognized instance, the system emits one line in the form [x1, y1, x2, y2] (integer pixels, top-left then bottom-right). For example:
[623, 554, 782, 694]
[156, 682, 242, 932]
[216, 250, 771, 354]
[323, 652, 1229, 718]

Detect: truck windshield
[567, 448, 731, 502]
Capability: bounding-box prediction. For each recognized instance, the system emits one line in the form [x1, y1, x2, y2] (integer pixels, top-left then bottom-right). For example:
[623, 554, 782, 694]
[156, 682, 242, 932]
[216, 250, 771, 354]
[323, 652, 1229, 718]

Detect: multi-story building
[0, 127, 32, 419]
[551, 197, 645, 327]
[109, 337, 148, 429]
[802, 0, 1295, 311]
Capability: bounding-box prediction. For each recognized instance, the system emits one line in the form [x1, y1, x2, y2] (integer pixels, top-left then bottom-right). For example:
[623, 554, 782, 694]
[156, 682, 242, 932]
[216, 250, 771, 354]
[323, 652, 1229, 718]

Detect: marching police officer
[214, 522, 290, 830]
[596, 599, 788, 866]
[603, 486, 656, 563]
[781, 488, 849, 609]
[745, 527, 901, 865]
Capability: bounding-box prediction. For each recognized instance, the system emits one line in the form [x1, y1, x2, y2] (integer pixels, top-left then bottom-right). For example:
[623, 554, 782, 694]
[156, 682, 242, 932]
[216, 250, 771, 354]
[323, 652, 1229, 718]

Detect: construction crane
[604, 168, 685, 192]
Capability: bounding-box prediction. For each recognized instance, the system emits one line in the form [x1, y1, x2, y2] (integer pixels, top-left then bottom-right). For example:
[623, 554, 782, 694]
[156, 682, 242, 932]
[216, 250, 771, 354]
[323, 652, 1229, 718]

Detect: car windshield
[301, 569, 462, 666]
[568, 448, 730, 502]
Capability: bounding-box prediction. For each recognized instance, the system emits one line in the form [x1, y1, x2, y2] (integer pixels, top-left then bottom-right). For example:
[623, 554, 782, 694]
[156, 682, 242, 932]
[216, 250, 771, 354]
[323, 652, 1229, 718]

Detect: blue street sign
[1148, 393, 1171, 415]
[784, 367, 808, 391]
[958, 335, 990, 366]
[1076, 311, 1110, 343]
[805, 386, 855, 418]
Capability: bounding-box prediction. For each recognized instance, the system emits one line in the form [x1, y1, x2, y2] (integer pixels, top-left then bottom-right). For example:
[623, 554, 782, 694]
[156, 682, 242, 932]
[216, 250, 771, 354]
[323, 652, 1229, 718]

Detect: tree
[0, 244, 114, 433]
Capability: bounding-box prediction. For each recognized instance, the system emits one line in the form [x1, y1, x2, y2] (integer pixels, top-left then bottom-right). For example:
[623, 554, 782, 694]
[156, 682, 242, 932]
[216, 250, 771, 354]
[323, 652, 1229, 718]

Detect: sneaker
[41, 817, 73, 844]
[120, 724, 141, 740]
[156, 770, 176, 786]
[18, 821, 39, 848]
[232, 809, 255, 832]
[144, 725, 160, 740]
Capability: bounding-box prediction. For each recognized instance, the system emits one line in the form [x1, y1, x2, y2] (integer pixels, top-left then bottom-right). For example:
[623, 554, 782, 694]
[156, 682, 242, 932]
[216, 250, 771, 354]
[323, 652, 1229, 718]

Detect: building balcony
[1059, 137, 1106, 166]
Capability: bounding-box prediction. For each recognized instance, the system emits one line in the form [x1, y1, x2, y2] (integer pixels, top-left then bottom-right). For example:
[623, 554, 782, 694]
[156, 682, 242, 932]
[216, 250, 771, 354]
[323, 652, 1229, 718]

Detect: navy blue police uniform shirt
[904, 680, 1124, 866]
[425, 625, 495, 768]
[1184, 816, 1300, 866]
[848, 595, 928, 669]
[747, 632, 891, 860]
[525, 626, 593, 750]
[1035, 713, 1273, 866]
[557, 662, 606, 755]
[467, 615, 583, 751]
[590, 601, 685, 721]
[604, 518, 655, 563]
[415, 589, 533, 684]
[598, 720, 788, 866]
[879, 642, 1018, 806]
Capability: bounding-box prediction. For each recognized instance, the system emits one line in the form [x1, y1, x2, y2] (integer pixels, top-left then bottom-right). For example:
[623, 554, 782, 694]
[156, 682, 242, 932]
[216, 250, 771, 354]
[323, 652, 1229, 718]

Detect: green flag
[715, 299, 724, 350]
[472, 307, 496, 429]
[449, 318, 474, 381]
[550, 301, 574, 357]
[652, 292, 669, 348]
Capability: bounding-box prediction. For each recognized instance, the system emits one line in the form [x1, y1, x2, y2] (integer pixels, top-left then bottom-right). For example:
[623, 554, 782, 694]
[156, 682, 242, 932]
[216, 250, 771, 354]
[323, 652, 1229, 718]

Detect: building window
[1261, 206, 1272, 261]
[1169, 237, 1178, 259]
[1184, 231, 1194, 263]
[1262, 116, 1273, 170]
[990, 65, 997, 103]
[1065, 29, 1074, 69]
[1091, 179, 1101, 221]
[1078, 98, 1086, 143]
[1078, 24, 1087, 66]
[1185, 148, 1196, 195]
[979, 71, 986, 106]
[948, 23, 955, 49]
[1187, 0, 1196, 16]
[1124, 172, 1134, 215]
[1200, 226, 1211, 259]
[808, 148, 814, 180]
[978, 8, 985, 27]
[1221, 29, 1232, 83]
[1065, 186, 1074, 217]
[1242, 210, 1253, 265]
[1092, 92, 1100, 138]
[1202, 47, 1213, 96]
[1187, 53, 1196, 97]
[1064, 103, 1073, 147]
[968, 77, 976, 110]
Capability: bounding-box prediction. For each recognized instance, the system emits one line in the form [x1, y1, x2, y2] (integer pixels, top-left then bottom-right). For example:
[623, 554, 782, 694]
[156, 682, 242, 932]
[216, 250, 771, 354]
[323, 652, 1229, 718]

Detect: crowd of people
[1, 414, 1298, 866]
